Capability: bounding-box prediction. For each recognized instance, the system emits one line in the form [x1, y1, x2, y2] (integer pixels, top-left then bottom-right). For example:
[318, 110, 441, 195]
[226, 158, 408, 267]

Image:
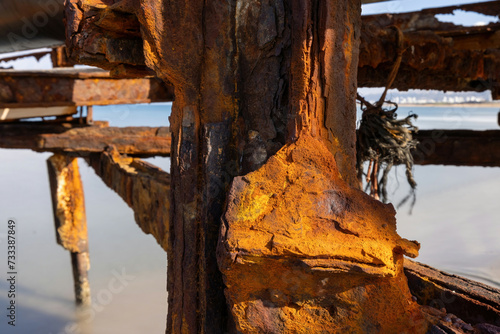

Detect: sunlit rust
[47, 154, 91, 306]
[218, 134, 426, 333]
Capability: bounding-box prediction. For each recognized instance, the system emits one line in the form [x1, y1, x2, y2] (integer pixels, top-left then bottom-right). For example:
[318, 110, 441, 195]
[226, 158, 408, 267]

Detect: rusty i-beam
[0, 67, 174, 109]
[47, 154, 91, 306]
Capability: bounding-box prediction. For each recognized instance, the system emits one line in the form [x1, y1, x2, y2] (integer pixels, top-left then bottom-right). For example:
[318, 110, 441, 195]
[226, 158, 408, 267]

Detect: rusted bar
[413, 130, 500, 167]
[65, 0, 150, 77]
[86, 106, 93, 124]
[70, 252, 91, 306]
[404, 259, 500, 326]
[50, 46, 75, 67]
[0, 122, 171, 156]
[359, 2, 500, 99]
[86, 147, 170, 251]
[47, 154, 91, 306]
[0, 68, 174, 108]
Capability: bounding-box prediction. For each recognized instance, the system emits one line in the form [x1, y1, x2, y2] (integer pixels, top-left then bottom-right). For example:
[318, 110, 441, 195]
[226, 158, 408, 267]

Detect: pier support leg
[47, 154, 91, 306]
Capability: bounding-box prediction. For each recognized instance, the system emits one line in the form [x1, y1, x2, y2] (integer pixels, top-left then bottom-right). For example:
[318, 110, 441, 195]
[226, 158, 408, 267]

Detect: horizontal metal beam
[359, 1, 500, 98]
[0, 122, 171, 156]
[413, 129, 500, 167]
[0, 68, 174, 108]
[86, 148, 170, 251]
[404, 259, 500, 326]
[358, 1, 500, 99]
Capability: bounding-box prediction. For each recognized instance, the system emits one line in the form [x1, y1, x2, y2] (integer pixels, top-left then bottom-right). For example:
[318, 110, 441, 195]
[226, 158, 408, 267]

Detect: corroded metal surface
[133, 0, 364, 331]
[63, 1, 500, 99]
[65, 0, 151, 77]
[0, 68, 174, 108]
[218, 135, 426, 333]
[47, 154, 91, 306]
[359, 1, 500, 99]
[60, 1, 500, 333]
[0, 122, 171, 156]
[414, 130, 500, 167]
[405, 259, 500, 327]
[86, 147, 170, 251]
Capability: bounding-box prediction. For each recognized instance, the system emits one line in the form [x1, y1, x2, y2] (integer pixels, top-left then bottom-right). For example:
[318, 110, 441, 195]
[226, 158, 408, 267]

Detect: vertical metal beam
[47, 154, 91, 306]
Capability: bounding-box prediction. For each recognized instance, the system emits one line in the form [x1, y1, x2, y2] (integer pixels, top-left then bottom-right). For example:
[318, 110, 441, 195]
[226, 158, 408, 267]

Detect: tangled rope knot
[356, 26, 419, 211]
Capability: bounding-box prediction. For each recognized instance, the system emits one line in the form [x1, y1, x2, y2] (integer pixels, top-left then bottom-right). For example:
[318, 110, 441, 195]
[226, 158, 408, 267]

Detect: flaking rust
[86, 147, 171, 251]
[218, 134, 426, 333]
[47, 154, 88, 254]
[359, 2, 500, 98]
[47, 154, 91, 306]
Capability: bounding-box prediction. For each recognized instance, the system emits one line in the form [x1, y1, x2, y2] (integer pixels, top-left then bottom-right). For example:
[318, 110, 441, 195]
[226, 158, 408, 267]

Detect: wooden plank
[0, 122, 171, 156]
[0, 106, 77, 121]
[86, 148, 170, 251]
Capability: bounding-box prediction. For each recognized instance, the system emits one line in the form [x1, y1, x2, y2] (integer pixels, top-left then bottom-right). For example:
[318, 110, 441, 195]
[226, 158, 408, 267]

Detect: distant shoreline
[397, 102, 500, 108]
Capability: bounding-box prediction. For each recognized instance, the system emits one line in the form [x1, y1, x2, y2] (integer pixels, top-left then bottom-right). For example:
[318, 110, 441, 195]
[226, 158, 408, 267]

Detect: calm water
[0, 104, 499, 333]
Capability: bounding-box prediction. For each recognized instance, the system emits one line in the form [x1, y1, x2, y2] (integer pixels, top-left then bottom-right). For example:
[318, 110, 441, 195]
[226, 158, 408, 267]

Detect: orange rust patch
[218, 135, 427, 333]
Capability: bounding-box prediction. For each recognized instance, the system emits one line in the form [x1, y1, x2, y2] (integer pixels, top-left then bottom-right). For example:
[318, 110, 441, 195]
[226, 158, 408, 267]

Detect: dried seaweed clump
[356, 95, 419, 210]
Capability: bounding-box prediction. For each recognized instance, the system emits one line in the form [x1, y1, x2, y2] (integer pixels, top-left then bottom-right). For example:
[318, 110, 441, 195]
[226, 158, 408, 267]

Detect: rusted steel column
[65, 1, 433, 333]
[135, 0, 428, 333]
[47, 154, 91, 306]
